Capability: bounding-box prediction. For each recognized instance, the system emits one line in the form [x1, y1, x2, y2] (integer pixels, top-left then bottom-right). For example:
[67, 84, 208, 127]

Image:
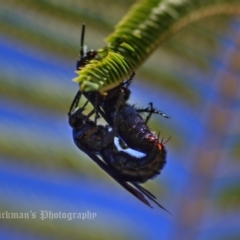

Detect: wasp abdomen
[102, 141, 166, 183]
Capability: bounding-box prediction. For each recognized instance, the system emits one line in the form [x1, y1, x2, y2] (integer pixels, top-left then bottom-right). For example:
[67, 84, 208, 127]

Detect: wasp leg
[101, 88, 125, 148]
[124, 71, 136, 88]
[68, 91, 82, 116]
[136, 102, 170, 125]
[92, 93, 99, 123]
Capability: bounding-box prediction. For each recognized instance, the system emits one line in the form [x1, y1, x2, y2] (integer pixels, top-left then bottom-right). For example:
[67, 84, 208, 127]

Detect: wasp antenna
[80, 24, 86, 57]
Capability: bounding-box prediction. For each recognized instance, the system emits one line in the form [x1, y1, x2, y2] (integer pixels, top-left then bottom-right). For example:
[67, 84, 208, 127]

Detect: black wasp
[70, 24, 170, 211]
[83, 72, 170, 154]
[68, 93, 169, 212]
[77, 24, 169, 155]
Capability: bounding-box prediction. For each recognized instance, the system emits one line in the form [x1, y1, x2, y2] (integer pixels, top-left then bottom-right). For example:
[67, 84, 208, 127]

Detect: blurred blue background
[0, 1, 240, 239]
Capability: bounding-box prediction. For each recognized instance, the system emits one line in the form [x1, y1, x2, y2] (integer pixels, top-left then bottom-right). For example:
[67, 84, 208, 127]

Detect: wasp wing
[80, 146, 153, 208]
[132, 183, 171, 214]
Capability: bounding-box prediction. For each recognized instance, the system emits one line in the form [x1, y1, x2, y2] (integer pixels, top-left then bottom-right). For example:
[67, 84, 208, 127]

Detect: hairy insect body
[102, 102, 167, 182]
[69, 108, 108, 153]
[82, 82, 167, 181]
[102, 140, 166, 183]
[108, 104, 159, 153]
[73, 123, 107, 153]
[69, 107, 166, 183]
[85, 87, 164, 152]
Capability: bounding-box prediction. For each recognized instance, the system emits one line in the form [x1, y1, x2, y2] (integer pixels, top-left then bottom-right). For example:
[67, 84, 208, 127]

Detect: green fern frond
[75, 0, 240, 93]
[73, 49, 135, 94]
